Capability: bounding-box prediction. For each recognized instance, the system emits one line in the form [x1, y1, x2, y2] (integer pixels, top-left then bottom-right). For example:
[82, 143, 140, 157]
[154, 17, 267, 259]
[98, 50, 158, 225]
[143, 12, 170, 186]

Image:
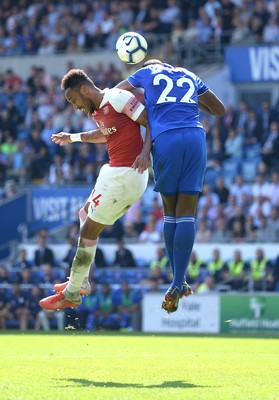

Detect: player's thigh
[152, 132, 185, 195]
[178, 128, 207, 193]
[88, 165, 148, 225]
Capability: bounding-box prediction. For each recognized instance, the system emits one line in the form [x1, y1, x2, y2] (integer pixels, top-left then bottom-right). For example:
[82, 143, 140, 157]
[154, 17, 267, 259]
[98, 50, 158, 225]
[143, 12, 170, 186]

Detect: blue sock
[172, 216, 196, 291]
[163, 215, 176, 275]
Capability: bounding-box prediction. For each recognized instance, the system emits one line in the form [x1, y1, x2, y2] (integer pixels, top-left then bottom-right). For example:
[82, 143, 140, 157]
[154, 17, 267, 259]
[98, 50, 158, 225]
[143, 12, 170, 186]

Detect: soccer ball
[116, 32, 148, 64]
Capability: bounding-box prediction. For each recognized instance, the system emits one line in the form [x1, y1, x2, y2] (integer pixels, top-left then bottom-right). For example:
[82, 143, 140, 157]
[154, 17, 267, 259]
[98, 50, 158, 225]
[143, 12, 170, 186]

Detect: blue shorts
[151, 127, 206, 195]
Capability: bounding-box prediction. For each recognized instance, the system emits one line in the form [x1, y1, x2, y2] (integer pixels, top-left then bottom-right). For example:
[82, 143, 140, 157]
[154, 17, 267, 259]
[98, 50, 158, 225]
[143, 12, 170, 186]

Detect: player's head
[142, 59, 162, 67]
[61, 69, 98, 114]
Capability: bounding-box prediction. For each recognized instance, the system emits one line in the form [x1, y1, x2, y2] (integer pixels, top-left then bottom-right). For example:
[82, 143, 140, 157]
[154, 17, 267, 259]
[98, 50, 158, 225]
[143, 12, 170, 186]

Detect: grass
[0, 332, 278, 400]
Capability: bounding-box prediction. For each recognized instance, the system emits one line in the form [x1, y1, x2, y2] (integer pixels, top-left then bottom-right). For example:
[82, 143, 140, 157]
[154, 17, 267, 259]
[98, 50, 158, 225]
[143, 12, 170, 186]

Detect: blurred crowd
[1, 63, 279, 243]
[0, 232, 279, 331]
[1, 0, 279, 58]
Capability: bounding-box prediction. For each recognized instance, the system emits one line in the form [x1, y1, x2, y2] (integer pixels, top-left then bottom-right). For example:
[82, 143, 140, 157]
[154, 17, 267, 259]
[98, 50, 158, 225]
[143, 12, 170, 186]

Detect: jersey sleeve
[196, 76, 209, 96]
[127, 69, 145, 89]
[110, 89, 145, 121]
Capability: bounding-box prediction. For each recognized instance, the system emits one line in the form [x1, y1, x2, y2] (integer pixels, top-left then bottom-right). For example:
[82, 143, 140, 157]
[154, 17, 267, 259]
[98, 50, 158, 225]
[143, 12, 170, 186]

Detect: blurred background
[0, 0, 278, 335]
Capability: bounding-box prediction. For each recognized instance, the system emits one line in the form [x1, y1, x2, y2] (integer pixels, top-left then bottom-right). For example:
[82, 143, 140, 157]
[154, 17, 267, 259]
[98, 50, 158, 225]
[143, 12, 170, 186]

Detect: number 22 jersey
[127, 63, 209, 141]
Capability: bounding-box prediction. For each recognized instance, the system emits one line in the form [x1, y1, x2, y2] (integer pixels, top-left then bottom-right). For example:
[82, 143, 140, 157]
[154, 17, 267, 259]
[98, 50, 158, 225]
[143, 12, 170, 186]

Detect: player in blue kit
[116, 60, 225, 313]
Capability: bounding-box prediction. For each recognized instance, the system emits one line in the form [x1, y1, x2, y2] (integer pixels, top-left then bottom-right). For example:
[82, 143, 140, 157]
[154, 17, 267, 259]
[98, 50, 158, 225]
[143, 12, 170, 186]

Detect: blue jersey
[127, 63, 209, 140]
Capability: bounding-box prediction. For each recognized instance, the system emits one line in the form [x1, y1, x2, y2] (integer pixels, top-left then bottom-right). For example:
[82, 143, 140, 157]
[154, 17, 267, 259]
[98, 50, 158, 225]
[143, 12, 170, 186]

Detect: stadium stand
[0, 0, 279, 330]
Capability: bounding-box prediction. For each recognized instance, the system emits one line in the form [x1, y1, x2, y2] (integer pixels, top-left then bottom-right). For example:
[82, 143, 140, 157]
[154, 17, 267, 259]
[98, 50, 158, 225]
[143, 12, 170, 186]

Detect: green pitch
[0, 332, 278, 400]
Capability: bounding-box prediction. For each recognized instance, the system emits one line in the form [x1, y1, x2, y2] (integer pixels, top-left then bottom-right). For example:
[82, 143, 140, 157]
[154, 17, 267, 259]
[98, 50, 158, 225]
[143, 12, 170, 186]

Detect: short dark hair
[142, 59, 162, 67]
[61, 69, 94, 91]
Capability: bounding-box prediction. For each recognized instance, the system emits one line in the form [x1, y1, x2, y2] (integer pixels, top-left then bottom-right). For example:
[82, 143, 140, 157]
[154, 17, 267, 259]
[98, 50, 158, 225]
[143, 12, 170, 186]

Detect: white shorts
[87, 164, 148, 225]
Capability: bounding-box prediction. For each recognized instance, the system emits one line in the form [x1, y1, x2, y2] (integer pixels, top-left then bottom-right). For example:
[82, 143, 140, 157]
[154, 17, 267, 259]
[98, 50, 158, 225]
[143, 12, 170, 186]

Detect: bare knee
[176, 194, 198, 216]
[78, 206, 88, 225]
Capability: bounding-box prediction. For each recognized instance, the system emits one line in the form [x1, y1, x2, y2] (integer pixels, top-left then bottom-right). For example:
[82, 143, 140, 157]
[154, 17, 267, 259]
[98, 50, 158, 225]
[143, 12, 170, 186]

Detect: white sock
[64, 240, 97, 295]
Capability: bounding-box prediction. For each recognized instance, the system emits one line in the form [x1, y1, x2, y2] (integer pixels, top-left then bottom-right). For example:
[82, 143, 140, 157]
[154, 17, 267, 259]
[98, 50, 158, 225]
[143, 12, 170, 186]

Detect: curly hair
[61, 69, 94, 91]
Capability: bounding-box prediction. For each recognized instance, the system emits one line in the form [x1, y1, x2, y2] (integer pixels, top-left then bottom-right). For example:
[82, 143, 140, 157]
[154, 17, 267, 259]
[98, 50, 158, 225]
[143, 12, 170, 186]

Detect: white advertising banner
[142, 293, 220, 333]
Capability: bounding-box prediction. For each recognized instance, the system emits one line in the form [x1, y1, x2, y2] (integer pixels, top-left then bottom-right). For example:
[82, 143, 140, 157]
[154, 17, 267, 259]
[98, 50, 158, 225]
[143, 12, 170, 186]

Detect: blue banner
[225, 46, 279, 82]
[29, 187, 91, 233]
[0, 193, 27, 245]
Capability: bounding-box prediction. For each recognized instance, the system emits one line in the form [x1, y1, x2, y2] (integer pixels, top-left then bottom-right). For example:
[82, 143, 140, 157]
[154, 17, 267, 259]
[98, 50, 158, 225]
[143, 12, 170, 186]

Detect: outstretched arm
[51, 129, 106, 146]
[198, 90, 225, 116]
[115, 79, 135, 91]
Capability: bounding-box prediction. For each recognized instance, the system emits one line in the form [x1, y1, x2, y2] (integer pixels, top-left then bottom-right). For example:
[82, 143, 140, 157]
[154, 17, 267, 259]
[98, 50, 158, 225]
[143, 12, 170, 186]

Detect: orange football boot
[39, 291, 81, 311]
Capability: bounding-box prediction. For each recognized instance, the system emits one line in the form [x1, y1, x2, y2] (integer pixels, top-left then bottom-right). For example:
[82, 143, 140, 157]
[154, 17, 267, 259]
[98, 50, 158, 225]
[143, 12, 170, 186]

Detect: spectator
[244, 215, 258, 242]
[211, 217, 231, 242]
[141, 265, 170, 288]
[265, 207, 279, 242]
[123, 221, 139, 239]
[243, 108, 263, 153]
[0, 179, 17, 203]
[196, 276, 216, 294]
[78, 282, 99, 330]
[224, 128, 243, 160]
[27, 128, 51, 181]
[115, 281, 142, 331]
[231, 220, 245, 243]
[12, 248, 32, 270]
[112, 240, 136, 268]
[186, 251, 206, 285]
[0, 287, 12, 329]
[251, 173, 271, 200]
[60, 237, 78, 271]
[258, 100, 277, 138]
[147, 197, 164, 224]
[223, 250, 250, 290]
[139, 215, 162, 243]
[46, 153, 72, 185]
[94, 247, 107, 268]
[149, 247, 169, 271]
[207, 248, 225, 283]
[227, 205, 246, 235]
[8, 139, 31, 183]
[34, 231, 55, 268]
[195, 219, 212, 243]
[94, 283, 119, 330]
[230, 175, 251, 205]
[249, 194, 272, 228]
[5, 283, 30, 330]
[250, 248, 273, 291]
[235, 100, 249, 136]
[260, 121, 279, 173]
[18, 268, 35, 285]
[198, 184, 220, 208]
[0, 265, 9, 284]
[213, 177, 230, 205]
[99, 219, 124, 241]
[268, 172, 279, 207]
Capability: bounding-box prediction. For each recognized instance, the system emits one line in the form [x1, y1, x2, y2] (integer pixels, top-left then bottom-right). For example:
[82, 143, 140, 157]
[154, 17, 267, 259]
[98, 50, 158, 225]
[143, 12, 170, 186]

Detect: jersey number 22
[153, 74, 195, 104]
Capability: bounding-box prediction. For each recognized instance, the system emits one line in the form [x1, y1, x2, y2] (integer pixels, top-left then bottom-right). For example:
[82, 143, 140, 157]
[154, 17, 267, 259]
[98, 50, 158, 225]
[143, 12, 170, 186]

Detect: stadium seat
[241, 161, 258, 182]
[222, 159, 240, 185]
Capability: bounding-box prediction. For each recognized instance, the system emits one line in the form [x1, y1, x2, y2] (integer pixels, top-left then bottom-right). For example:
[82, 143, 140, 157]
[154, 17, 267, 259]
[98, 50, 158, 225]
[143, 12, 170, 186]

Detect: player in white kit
[40, 69, 151, 311]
